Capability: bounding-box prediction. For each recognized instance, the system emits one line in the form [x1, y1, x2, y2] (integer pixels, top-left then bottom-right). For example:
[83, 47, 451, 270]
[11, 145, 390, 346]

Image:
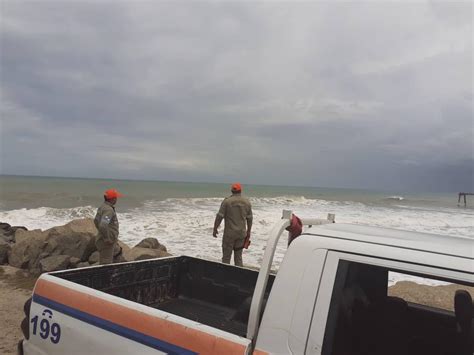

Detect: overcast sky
[0, 1, 472, 192]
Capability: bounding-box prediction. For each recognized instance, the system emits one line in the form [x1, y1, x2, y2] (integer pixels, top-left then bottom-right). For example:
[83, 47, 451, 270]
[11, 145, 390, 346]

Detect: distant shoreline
[0, 174, 463, 195]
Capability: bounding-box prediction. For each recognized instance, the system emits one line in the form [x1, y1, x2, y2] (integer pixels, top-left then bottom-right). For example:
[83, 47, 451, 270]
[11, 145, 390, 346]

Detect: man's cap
[104, 189, 123, 199]
[231, 183, 242, 192]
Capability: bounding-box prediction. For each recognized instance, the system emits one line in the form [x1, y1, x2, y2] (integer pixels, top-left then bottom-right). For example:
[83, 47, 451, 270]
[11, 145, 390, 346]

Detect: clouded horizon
[1, 1, 472, 192]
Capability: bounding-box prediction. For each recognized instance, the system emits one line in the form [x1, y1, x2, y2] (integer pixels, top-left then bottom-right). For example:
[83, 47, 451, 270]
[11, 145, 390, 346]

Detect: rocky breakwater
[0, 219, 171, 274]
[0, 223, 28, 265]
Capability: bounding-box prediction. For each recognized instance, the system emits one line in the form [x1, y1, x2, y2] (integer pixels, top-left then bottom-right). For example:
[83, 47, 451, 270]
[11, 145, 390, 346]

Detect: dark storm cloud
[1, 1, 472, 191]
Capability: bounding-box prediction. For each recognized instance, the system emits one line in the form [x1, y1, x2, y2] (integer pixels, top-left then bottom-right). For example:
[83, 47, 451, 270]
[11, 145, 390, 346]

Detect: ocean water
[1, 175, 472, 286]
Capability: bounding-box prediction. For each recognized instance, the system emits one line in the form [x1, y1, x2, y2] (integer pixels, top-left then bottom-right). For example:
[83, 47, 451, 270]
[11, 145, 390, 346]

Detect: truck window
[388, 272, 472, 312]
[321, 260, 474, 355]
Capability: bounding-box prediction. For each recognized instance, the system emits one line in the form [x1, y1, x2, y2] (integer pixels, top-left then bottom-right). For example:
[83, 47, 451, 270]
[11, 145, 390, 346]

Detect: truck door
[254, 246, 328, 354]
[305, 251, 473, 355]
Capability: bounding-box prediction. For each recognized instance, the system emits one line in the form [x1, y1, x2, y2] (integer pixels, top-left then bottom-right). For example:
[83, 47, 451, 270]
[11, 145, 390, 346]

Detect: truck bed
[53, 256, 275, 337]
[156, 296, 249, 335]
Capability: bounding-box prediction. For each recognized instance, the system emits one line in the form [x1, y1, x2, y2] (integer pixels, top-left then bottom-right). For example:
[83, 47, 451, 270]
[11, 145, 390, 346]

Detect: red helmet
[231, 183, 242, 192]
[104, 189, 123, 199]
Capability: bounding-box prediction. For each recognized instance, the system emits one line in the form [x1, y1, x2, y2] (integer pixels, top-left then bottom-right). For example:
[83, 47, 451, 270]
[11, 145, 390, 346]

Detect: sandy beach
[1, 264, 472, 355]
[389, 281, 474, 312]
[0, 266, 36, 355]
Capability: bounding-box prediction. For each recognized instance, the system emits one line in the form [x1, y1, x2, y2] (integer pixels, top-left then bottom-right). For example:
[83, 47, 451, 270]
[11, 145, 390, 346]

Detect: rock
[112, 244, 124, 263]
[12, 226, 28, 232]
[0, 239, 11, 264]
[113, 244, 121, 257]
[8, 231, 48, 269]
[43, 219, 97, 261]
[0, 222, 11, 231]
[117, 240, 131, 253]
[0, 234, 12, 244]
[69, 257, 81, 267]
[111, 241, 130, 263]
[124, 247, 171, 262]
[7, 219, 173, 271]
[39, 255, 71, 273]
[0, 223, 27, 243]
[89, 242, 129, 264]
[88, 251, 100, 264]
[15, 229, 44, 244]
[0, 229, 15, 243]
[12, 226, 28, 241]
[38, 252, 50, 260]
[135, 238, 167, 252]
[1, 223, 12, 236]
[9, 218, 98, 272]
[113, 241, 130, 257]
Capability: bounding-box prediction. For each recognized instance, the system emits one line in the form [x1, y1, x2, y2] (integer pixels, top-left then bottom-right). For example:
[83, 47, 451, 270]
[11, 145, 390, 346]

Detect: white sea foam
[386, 195, 404, 201]
[1, 196, 472, 286]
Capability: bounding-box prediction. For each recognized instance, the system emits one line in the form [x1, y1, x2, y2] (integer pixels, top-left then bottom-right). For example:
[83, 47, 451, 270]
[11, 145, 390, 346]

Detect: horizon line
[0, 173, 461, 195]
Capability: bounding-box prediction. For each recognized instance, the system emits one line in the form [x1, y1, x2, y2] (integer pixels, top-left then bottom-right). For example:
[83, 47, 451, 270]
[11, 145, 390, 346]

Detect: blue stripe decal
[32, 294, 197, 355]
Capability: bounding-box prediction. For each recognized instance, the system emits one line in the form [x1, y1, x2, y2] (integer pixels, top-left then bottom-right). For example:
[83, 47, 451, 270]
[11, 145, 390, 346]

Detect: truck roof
[304, 223, 473, 260]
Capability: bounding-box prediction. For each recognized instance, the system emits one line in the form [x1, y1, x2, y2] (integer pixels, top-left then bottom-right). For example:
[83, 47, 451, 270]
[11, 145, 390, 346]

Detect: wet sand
[0, 266, 472, 355]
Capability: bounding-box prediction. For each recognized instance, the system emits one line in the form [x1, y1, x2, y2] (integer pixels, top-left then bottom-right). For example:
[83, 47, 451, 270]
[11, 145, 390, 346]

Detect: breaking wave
[386, 195, 405, 201]
[1, 195, 472, 286]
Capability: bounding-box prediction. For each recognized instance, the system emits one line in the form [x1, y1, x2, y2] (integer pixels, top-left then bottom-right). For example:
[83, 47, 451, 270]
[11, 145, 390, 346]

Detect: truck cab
[20, 212, 473, 355]
[255, 223, 473, 355]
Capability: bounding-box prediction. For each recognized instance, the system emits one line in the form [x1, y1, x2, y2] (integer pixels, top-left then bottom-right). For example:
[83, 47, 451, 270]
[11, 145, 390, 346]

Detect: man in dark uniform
[94, 188, 122, 264]
[213, 183, 253, 266]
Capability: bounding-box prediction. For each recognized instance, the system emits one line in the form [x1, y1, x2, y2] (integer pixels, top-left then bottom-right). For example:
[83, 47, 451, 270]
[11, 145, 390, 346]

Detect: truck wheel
[23, 297, 32, 317]
[17, 339, 25, 355]
[20, 317, 29, 340]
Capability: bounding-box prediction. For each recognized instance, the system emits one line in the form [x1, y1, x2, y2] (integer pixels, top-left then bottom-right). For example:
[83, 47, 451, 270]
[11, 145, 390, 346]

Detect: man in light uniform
[94, 188, 122, 264]
[213, 183, 253, 267]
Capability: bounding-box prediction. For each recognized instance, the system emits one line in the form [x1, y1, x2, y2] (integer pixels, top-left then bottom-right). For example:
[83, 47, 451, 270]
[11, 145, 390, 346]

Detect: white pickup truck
[19, 211, 473, 355]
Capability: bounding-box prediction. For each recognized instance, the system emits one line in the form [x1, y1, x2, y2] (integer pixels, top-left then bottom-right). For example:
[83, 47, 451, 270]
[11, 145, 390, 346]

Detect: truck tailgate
[24, 274, 253, 355]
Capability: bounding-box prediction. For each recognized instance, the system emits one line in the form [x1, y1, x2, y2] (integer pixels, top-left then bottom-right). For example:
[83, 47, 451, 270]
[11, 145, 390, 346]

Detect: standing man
[213, 183, 253, 267]
[94, 188, 122, 265]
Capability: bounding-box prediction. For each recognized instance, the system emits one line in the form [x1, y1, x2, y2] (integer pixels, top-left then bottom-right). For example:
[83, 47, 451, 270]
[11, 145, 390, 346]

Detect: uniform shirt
[217, 194, 253, 239]
[94, 201, 119, 244]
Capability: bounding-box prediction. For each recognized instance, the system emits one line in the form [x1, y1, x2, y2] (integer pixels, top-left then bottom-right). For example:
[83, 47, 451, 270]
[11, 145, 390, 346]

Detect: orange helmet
[231, 183, 242, 193]
[104, 189, 123, 199]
